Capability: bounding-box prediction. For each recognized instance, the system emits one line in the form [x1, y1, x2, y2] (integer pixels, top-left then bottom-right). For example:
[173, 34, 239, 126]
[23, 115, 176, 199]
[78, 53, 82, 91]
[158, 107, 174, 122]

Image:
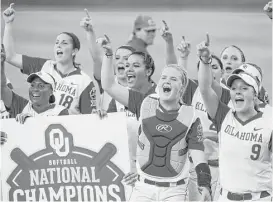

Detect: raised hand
[3, 3, 15, 24]
[100, 34, 113, 56]
[196, 33, 211, 63]
[263, 1, 272, 19]
[177, 36, 191, 58]
[160, 20, 173, 43]
[122, 172, 138, 186]
[199, 187, 212, 202]
[80, 8, 94, 32]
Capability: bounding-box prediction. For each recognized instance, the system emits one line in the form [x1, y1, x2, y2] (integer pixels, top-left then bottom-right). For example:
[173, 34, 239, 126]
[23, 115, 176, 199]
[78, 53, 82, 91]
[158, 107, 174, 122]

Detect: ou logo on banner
[49, 128, 70, 157]
[156, 124, 172, 133]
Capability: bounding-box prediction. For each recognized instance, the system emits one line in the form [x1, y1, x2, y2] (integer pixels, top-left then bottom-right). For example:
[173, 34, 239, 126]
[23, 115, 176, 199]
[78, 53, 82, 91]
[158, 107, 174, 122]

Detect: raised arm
[197, 34, 219, 119]
[80, 9, 103, 81]
[160, 20, 177, 65]
[177, 36, 191, 70]
[1, 44, 13, 108]
[100, 35, 130, 107]
[2, 3, 23, 69]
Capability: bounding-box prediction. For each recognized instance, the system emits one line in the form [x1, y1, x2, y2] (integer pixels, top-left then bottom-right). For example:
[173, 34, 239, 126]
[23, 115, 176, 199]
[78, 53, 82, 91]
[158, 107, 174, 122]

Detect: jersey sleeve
[209, 101, 231, 132]
[21, 55, 48, 75]
[269, 132, 272, 152]
[79, 81, 97, 114]
[128, 89, 145, 119]
[220, 87, 231, 105]
[107, 99, 117, 113]
[182, 79, 198, 105]
[186, 117, 205, 151]
[8, 91, 29, 118]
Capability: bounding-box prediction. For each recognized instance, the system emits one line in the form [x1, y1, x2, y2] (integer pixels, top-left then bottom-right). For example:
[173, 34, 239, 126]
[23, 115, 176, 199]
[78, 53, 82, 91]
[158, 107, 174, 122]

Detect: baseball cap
[232, 63, 262, 86]
[226, 72, 259, 94]
[27, 71, 56, 103]
[134, 15, 157, 31]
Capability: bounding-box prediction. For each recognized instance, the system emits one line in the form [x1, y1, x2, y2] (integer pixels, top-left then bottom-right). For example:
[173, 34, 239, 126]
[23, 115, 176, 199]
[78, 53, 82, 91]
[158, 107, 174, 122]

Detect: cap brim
[27, 73, 51, 86]
[232, 68, 244, 74]
[226, 73, 259, 93]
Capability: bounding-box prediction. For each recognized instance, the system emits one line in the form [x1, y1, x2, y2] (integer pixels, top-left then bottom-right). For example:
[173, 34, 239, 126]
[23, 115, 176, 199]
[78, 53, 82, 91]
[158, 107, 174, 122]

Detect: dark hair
[60, 32, 81, 68]
[128, 51, 155, 81]
[197, 54, 223, 70]
[115, 45, 136, 56]
[220, 45, 246, 62]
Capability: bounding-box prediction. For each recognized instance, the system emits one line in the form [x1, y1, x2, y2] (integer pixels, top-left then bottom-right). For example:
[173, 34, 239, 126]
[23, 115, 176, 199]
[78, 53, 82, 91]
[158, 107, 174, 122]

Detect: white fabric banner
[0, 112, 130, 202]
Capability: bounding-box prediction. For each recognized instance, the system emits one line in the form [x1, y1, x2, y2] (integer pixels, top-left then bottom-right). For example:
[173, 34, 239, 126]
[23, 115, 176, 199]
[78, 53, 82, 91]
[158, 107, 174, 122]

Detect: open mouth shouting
[117, 64, 125, 74]
[234, 97, 244, 106]
[225, 66, 233, 73]
[31, 92, 41, 100]
[162, 83, 172, 94]
[127, 73, 136, 83]
[56, 50, 63, 57]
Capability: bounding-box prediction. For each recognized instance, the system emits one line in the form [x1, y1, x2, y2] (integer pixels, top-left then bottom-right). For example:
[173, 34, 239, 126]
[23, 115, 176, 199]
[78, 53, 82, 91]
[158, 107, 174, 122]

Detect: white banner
[0, 113, 131, 202]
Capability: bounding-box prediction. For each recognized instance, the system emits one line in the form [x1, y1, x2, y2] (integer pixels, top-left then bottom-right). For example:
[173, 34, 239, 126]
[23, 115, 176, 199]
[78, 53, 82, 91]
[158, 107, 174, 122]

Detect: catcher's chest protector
[137, 96, 194, 178]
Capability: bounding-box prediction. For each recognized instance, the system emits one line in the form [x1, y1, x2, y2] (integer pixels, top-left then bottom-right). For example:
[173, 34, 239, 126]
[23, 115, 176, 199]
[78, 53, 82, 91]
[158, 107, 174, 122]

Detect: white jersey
[191, 87, 218, 160]
[21, 102, 67, 117]
[213, 101, 272, 193]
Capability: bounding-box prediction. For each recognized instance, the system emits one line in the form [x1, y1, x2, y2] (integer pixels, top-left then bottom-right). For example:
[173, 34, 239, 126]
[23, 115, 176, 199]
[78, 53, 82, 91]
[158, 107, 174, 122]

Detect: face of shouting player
[114, 48, 133, 81]
[221, 47, 243, 80]
[211, 58, 223, 83]
[230, 79, 256, 114]
[158, 67, 184, 103]
[29, 77, 53, 106]
[125, 54, 151, 90]
[54, 33, 77, 64]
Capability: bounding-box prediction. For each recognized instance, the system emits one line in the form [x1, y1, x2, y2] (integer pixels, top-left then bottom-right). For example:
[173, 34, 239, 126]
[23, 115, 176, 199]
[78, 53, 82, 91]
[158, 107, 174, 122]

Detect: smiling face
[125, 54, 151, 90]
[230, 78, 256, 113]
[114, 48, 134, 81]
[29, 77, 53, 106]
[157, 67, 185, 103]
[54, 33, 77, 64]
[221, 46, 244, 80]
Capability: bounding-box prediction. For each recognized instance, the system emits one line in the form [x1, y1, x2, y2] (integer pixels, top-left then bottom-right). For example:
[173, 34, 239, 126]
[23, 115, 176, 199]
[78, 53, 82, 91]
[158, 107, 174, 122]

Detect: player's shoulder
[76, 68, 94, 84]
[177, 104, 196, 126]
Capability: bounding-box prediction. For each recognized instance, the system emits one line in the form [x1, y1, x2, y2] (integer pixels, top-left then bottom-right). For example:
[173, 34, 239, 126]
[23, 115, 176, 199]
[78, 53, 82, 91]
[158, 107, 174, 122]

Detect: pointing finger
[162, 20, 169, 31]
[205, 33, 210, 46]
[84, 8, 90, 18]
[182, 36, 186, 42]
[104, 34, 110, 43]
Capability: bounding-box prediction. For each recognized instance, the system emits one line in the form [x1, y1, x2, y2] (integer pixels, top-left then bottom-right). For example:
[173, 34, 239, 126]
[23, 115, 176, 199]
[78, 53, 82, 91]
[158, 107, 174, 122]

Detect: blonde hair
[163, 64, 189, 104]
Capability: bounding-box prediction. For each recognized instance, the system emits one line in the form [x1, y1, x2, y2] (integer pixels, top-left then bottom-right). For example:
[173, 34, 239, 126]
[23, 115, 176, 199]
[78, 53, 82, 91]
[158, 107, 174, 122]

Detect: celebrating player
[101, 35, 212, 201]
[1, 68, 69, 124]
[2, 4, 97, 115]
[197, 34, 272, 201]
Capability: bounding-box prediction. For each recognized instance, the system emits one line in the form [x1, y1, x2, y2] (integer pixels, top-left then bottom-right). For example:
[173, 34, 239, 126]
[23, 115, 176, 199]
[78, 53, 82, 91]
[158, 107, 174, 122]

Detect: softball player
[101, 36, 212, 201]
[220, 45, 269, 104]
[1, 70, 69, 124]
[3, 4, 97, 115]
[197, 35, 272, 201]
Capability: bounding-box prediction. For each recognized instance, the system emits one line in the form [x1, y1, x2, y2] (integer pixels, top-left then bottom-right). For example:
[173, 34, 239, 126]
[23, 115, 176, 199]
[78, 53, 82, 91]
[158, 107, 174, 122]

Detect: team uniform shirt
[21, 55, 97, 115]
[183, 79, 231, 161]
[211, 101, 272, 193]
[128, 90, 204, 182]
[8, 92, 69, 118]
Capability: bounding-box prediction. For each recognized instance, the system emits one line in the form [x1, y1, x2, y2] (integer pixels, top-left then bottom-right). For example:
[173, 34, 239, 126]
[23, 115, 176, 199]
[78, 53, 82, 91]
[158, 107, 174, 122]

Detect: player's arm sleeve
[182, 79, 198, 105]
[8, 91, 29, 118]
[79, 81, 97, 114]
[186, 118, 205, 151]
[208, 101, 230, 132]
[58, 108, 70, 116]
[21, 55, 48, 75]
[107, 99, 117, 113]
[220, 87, 231, 105]
[128, 89, 145, 119]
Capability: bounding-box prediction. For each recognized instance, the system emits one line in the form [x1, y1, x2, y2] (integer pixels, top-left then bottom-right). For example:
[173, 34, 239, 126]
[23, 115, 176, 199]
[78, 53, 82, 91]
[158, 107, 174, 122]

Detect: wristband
[195, 163, 211, 188]
[199, 56, 212, 65]
[105, 53, 113, 58]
